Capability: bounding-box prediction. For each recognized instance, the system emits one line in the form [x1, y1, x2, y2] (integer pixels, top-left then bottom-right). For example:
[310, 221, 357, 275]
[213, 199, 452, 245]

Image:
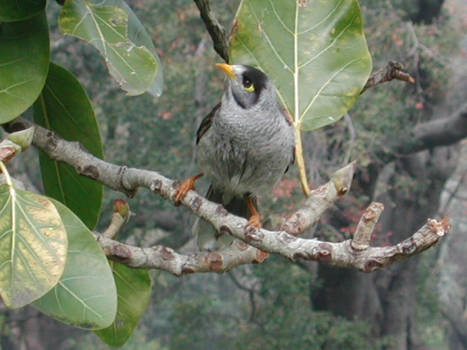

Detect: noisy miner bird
[175, 64, 295, 250]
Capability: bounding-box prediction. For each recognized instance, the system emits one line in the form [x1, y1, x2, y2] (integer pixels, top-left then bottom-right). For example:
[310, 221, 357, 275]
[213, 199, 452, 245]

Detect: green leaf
[34, 63, 104, 230]
[32, 200, 117, 330]
[95, 262, 152, 347]
[230, 0, 372, 130]
[0, 12, 49, 123]
[59, 0, 163, 96]
[0, 184, 67, 308]
[0, 0, 46, 22]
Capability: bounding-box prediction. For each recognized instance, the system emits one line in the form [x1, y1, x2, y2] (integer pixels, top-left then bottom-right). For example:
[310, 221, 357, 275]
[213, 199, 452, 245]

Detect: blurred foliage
[3, 0, 462, 348]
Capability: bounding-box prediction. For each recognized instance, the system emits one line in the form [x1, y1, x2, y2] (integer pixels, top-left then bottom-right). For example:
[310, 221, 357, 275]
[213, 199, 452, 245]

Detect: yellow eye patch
[242, 77, 255, 92]
[244, 84, 255, 92]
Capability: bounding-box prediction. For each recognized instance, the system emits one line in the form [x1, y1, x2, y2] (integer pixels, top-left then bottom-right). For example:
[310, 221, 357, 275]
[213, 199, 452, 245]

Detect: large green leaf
[95, 262, 152, 347]
[0, 0, 46, 22]
[0, 184, 67, 308]
[33, 200, 117, 330]
[230, 0, 372, 130]
[59, 0, 163, 96]
[0, 12, 49, 123]
[34, 63, 104, 230]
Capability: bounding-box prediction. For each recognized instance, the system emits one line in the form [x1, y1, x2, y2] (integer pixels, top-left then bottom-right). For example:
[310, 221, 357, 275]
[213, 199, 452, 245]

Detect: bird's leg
[246, 198, 263, 228]
[174, 173, 203, 205]
[246, 197, 269, 262]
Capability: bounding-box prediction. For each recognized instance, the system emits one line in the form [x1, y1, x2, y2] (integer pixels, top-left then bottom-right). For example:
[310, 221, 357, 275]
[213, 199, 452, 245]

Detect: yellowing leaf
[33, 200, 117, 329]
[0, 184, 67, 308]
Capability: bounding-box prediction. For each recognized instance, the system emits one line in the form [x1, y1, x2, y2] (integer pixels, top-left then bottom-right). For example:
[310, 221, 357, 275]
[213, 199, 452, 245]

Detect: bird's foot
[246, 198, 263, 228]
[174, 173, 203, 205]
[247, 213, 263, 228]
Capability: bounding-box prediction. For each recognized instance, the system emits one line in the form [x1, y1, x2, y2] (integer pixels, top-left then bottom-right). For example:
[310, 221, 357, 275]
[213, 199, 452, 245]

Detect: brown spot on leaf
[298, 0, 308, 7]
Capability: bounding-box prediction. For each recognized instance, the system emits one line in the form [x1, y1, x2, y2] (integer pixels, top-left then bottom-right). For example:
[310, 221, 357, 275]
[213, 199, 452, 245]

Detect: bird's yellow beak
[215, 63, 236, 79]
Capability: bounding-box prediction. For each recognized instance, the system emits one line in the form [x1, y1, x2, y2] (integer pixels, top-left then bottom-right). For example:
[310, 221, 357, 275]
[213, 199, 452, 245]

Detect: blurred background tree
[1, 0, 465, 349]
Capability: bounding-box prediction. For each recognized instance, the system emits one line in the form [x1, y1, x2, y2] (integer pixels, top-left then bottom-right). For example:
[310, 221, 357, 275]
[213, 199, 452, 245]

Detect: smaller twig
[102, 200, 130, 239]
[361, 61, 415, 94]
[228, 272, 257, 321]
[281, 161, 356, 235]
[193, 0, 230, 62]
[351, 202, 384, 250]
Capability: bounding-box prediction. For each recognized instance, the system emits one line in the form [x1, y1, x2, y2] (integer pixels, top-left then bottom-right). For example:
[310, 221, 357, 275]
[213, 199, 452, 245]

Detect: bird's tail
[193, 185, 252, 250]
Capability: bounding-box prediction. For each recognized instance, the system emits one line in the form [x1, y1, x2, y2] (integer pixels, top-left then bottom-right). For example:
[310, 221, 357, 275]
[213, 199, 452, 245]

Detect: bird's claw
[174, 173, 203, 206]
[247, 213, 263, 229]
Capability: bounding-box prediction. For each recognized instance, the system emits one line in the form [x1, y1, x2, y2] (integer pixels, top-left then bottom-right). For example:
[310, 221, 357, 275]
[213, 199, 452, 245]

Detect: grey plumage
[194, 64, 295, 250]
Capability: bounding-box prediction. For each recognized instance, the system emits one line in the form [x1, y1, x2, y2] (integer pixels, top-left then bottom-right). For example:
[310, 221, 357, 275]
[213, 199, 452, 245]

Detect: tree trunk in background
[411, 0, 445, 24]
[312, 143, 459, 350]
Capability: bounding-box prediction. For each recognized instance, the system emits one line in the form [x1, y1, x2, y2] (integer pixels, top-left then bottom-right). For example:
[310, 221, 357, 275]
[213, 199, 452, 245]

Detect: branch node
[428, 217, 451, 237]
[244, 225, 264, 243]
[149, 179, 162, 194]
[332, 161, 357, 196]
[118, 165, 137, 197]
[155, 246, 176, 261]
[253, 250, 269, 264]
[361, 61, 416, 94]
[206, 252, 223, 271]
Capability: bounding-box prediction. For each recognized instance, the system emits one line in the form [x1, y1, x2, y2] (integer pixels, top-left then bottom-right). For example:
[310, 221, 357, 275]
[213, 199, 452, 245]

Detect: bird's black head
[216, 64, 270, 109]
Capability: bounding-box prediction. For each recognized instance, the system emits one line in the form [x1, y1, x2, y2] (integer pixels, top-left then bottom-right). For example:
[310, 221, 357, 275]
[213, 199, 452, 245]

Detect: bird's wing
[196, 103, 221, 144]
[285, 146, 295, 174]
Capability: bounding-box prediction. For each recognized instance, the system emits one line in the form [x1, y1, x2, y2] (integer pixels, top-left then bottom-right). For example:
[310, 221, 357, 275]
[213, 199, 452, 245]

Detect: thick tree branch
[193, 0, 229, 62]
[394, 103, 467, 155]
[361, 61, 415, 94]
[96, 212, 448, 274]
[5, 120, 450, 274]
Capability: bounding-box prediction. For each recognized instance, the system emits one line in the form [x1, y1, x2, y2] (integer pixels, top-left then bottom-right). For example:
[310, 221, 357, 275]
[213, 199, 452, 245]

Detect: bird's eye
[243, 78, 255, 92]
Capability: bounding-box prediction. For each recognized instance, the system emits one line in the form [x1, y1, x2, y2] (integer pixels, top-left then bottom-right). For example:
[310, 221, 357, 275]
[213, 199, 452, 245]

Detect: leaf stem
[295, 129, 311, 196]
[0, 161, 13, 188]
